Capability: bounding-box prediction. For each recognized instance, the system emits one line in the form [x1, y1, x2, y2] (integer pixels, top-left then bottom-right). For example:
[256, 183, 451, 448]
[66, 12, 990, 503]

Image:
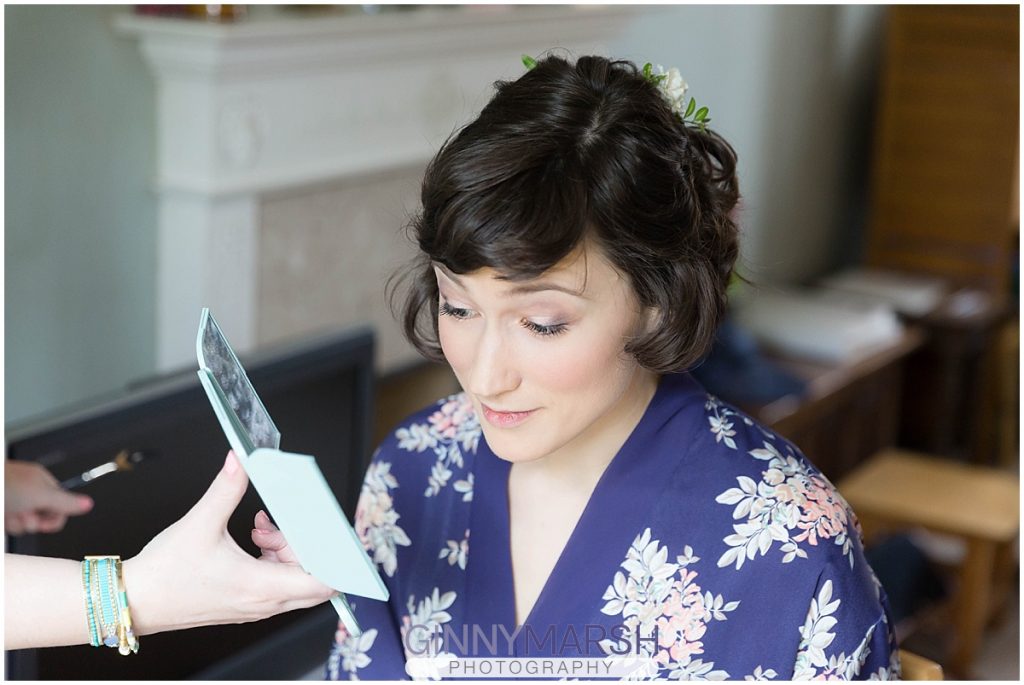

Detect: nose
[466, 321, 520, 400]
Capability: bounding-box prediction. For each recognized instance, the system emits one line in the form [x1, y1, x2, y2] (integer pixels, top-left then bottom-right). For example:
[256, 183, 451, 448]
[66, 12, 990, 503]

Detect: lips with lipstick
[480, 403, 537, 428]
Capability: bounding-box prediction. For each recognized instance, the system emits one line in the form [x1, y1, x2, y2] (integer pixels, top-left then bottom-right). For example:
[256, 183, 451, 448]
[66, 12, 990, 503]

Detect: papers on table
[733, 288, 904, 363]
[817, 267, 949, 317]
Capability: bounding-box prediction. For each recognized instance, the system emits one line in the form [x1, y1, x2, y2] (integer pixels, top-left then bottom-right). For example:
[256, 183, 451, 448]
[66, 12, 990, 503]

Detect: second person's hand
[122, 451, 337, 636]
[4, 460, 94, 535]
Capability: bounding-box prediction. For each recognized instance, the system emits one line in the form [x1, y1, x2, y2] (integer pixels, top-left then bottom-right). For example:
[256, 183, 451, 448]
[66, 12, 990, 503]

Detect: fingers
[21, 513, 39, 534]
[35, 511, 68, 534]
[189, 451, 250, 529]
[5, 514, 27, 536]
[252, 511, 300, 564]
[252, 527, 288, 551]
[253, 509, 278, 533]
[45, 487, 93, 517]
[252, 530, 284, 563]
[37, 463, 62, 487]
[6, 512, 47, 535]
[252, 530, 299, 564]
[4, 460, 92, 521]
[4, 500, 87, 536]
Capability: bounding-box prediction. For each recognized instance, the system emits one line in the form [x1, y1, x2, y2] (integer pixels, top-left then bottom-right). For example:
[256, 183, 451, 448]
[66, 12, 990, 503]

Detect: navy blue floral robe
[325, 372, 900, 680]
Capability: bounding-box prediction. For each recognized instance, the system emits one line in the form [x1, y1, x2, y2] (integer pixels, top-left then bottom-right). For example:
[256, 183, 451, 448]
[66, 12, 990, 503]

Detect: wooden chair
[996, 319, 1019, 469]
[899, 650, 944, 680]
[838, 449, 1019, 678]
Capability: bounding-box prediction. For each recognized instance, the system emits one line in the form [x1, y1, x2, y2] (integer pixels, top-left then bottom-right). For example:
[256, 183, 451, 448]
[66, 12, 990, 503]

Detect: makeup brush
[60, 449, 156, 490]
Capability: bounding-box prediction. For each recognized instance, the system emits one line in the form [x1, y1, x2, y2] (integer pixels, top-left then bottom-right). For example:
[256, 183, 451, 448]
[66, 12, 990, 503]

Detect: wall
[4, 5, 885, 425]
[5, 5, 157, 424]
[608, 4, 885, 285]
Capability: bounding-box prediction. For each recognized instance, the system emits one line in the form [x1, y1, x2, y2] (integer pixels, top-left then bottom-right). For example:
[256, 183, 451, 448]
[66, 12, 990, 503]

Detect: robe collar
[463, 372, 707, 657]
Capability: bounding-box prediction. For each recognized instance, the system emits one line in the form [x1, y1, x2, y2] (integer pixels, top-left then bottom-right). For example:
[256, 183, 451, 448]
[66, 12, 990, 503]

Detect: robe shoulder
[362, 390, 481, 541]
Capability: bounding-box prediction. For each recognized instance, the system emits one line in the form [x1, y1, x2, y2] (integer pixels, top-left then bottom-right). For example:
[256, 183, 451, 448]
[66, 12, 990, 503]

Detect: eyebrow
[434, 263, 587, 299]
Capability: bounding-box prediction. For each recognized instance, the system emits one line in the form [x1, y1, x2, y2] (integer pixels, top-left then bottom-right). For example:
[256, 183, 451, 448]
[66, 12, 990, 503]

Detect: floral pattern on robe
[326, 373, 900, 680]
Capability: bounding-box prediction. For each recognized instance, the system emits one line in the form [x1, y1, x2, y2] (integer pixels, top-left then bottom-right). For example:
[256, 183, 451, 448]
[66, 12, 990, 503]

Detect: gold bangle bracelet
[113, 558, 139, 655]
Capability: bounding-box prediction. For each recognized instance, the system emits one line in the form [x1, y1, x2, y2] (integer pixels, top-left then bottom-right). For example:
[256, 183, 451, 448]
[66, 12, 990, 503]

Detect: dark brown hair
[389, 53, 740, 373]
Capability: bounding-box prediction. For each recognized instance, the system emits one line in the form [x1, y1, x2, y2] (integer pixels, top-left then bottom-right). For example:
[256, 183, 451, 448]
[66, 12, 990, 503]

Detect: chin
[483, 430, 547, 464]
[493, 449, 546, 464]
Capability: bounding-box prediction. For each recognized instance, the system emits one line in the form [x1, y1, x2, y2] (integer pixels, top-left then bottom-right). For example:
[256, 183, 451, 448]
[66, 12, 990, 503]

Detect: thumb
[190, 451, 249, 528]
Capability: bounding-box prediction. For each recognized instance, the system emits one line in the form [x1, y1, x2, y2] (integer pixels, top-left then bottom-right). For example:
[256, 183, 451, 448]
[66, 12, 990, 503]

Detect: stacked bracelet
[81, 556, 139, 655]
[80, 559, 100, 647]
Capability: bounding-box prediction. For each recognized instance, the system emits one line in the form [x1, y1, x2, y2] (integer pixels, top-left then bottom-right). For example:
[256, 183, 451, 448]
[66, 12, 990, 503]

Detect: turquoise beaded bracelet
[80, 560, 100, 647]
[82, 556, 139, 655]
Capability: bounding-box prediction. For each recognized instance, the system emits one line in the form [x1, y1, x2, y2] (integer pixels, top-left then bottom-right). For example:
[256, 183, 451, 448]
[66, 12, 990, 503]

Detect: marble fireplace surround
[117, 6, 635, 374]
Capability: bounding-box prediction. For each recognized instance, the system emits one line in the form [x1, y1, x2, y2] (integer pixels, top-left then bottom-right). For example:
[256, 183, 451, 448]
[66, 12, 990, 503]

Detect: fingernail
[78, 496, 94, 512]
[224, 452, 238, 475]
[253, 527, 272, 534]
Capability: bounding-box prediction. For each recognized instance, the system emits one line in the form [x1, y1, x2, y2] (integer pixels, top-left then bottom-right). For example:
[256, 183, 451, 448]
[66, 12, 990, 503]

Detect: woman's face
[434, 244, 656, 465]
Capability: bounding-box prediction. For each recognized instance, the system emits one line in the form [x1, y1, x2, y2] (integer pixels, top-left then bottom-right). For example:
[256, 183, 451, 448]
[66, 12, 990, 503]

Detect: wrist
[121, 556, 161, 636]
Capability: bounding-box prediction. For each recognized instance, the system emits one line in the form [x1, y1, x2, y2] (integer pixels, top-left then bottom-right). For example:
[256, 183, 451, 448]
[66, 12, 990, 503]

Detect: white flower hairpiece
[652, 65, 688, 115]
[521, 55, 711, 132]
[642, 62, 710, 131]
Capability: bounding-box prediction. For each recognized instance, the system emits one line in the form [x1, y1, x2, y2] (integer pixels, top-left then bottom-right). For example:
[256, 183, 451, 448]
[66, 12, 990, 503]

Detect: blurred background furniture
[738, 327, 924, 482]
[838, 449, 1020, 679]
[897, 293, 1010, 464]
[865, 5, 1017, 299]
[862, 5, 1018, 464]
[374, 362, 461, 448]
[899, 650, 944, 681]
[995, 318, 1019, 469]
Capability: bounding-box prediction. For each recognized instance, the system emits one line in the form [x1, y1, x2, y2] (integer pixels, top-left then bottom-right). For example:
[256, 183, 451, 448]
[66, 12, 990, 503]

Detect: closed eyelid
[441, 293, 565, 318]
[439, 293, 570, 327]
[437, 289, 580, 326]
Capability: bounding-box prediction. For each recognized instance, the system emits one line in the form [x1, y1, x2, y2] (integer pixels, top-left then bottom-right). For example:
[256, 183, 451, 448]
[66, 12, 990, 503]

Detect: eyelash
[438, 300, 568, 338]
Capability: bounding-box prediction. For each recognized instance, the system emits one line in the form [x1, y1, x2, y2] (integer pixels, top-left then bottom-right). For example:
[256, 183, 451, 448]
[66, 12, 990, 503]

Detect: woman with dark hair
[265, 53, 898, 679]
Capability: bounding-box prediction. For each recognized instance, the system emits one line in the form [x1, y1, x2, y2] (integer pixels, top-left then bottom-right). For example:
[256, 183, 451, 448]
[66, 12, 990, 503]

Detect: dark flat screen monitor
[5, 326, 375, 680]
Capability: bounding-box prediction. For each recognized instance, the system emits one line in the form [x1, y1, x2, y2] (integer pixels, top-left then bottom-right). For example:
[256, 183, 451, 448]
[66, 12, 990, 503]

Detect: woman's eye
[439, 300, 473, 320]
[441, 298, 567, 337]
[522, 320, 568, 337]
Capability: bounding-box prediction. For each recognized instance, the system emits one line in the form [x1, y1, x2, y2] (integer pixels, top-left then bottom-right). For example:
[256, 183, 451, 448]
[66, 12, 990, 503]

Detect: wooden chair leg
[948, 538, 996, 678]
[899, 649, 944, 680]
[986, 540, 1017, 629]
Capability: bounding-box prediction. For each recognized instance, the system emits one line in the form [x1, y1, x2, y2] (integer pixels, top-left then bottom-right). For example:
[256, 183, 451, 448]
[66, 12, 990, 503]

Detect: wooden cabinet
[864, 6, 1018, 462]
[866, 6, 1018, 299]
[742, 329, 925, 482]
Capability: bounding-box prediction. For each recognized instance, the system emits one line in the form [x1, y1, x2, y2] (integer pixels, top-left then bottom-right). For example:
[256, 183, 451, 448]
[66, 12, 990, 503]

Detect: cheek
[530, 324, 634, 394]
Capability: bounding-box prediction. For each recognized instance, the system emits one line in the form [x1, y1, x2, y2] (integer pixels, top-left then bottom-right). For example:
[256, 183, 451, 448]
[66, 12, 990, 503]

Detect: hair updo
[389, 53, 740, 373]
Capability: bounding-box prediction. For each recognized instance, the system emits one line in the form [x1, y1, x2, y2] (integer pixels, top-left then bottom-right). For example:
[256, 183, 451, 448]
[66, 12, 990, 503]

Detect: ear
[641, 305, 661, 333]
[625, 306, 660, 358]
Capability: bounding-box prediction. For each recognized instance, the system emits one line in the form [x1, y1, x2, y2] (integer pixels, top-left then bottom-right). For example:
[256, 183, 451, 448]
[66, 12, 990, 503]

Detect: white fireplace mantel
[116, 6, 635, 372]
